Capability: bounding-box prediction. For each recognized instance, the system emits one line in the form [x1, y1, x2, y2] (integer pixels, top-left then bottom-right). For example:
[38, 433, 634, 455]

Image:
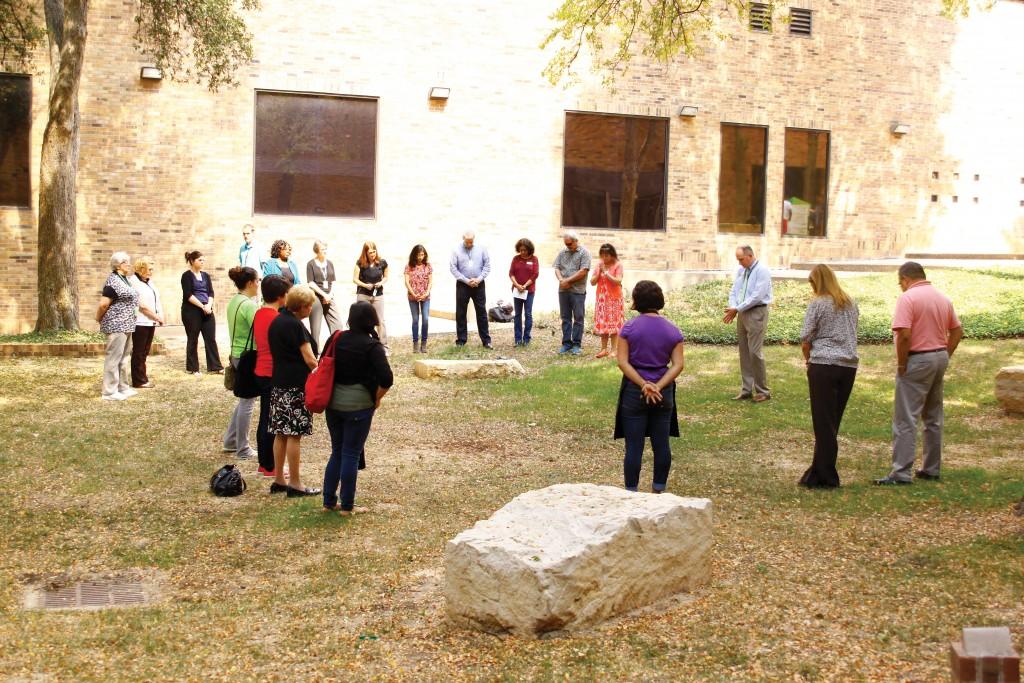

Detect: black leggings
[181, 305, 223, 373]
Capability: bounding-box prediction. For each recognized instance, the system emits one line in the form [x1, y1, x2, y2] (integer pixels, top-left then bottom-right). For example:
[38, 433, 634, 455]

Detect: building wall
[1, 0, 1022, 332]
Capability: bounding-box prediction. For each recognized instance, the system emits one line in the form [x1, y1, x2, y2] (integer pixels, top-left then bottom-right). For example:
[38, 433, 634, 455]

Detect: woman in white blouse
[128, 257, 164, 388]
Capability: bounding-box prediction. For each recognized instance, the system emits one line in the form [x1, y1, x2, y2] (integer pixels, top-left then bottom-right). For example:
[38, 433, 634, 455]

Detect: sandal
[338, 506, 369, 517]
[323, 503, 342, 512]
[595, 350, 609, 358]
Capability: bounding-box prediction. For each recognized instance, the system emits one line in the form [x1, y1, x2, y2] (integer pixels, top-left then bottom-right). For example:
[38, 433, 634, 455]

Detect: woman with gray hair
[128, 256, 164, 388]
[96, 251, 139, 400]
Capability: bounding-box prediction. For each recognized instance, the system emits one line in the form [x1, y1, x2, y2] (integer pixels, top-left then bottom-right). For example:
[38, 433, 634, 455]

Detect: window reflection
[254, 92, 377, 218]
[783, 128, 830, 237]
[718, 124, 767, 234]
[562, 112, 668, 230]
[0, 74, 31, 208]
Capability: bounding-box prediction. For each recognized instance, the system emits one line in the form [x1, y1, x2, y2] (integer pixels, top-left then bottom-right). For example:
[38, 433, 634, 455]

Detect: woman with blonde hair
[267, 284, 320, 497]
[353, 241, 389, 349]
[799, 264, 859, 489]
[128, 256, 164, 388]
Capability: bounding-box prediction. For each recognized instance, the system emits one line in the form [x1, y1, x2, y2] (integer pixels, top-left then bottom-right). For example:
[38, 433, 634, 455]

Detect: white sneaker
[120, 388, 138, 398]
[102, 392, 126, 401]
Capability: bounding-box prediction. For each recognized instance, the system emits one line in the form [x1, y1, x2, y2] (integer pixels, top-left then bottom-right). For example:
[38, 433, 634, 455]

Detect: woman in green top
[222, 266, 260, 460]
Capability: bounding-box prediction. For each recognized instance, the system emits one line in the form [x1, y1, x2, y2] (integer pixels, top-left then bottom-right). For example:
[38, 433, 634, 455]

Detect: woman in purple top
[180, 250, 224, 375]
[615, 281, 685, 493]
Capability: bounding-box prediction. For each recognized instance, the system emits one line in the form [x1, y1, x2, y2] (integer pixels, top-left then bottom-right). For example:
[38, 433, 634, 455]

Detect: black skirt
[613, 375, 680, 440]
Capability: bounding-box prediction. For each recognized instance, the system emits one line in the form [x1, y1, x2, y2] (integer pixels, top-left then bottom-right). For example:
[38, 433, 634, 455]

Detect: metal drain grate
[25, 577, 154, 611]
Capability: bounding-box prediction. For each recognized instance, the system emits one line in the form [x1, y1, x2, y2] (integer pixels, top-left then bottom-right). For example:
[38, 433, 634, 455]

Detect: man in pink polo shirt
[875, 262, 963, 485]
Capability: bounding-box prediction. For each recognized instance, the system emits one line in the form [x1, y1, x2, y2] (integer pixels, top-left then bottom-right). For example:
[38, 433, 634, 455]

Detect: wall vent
[750, 3, 772, 32]
[790, 8, 812, 36]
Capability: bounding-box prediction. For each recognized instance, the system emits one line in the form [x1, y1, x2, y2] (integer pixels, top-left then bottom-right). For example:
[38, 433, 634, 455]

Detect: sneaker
[257, 466, 276, 478]
[135, 382, 155, 389]
[119, 388, 138, 398]
[570, 346, 582, 355]
[874, 476, 911, 486]
[236, 449, 255, 461]
[191, 371, 202, 377]
[558, 344, 572, 354]
[101, 392, 126, 401]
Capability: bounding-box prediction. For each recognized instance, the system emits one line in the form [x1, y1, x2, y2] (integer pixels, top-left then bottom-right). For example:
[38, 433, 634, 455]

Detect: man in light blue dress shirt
[449, 231, 493, 348]
[238, 224, 266, 275]
[723, 245, 773, 401]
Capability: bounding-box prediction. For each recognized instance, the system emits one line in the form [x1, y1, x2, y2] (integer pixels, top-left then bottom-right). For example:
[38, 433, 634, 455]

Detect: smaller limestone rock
[995, 366, 1024, 415]
[444, 483, 713, 636]
[414, 358, 525, 380]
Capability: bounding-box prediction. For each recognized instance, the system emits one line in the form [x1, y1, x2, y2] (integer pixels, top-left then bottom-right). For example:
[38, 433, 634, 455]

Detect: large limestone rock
[444, 483, 713, 636]
[414, 358, 525, 379]
[995, 366, 1024, 415]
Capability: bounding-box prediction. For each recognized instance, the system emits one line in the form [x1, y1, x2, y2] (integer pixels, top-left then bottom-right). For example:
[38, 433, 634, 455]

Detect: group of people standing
[95, 230, 962, 506]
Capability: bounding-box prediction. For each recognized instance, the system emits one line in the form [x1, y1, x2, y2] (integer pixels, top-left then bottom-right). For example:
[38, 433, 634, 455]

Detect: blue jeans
[621, 382, 675, 491]
[408, 298, 430, 343]
[513, 291, 534, 344]
[558, 290, 586, 348]
[323, 407, 375, 510]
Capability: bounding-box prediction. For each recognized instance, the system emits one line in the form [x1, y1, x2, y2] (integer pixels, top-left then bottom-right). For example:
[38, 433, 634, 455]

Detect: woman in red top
[253, 275, 291, 476]
[508, 238, 539, 346]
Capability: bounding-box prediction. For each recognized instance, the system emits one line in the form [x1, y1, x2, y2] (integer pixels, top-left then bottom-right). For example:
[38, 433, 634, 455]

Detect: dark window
[254, 91, 377, 218]
[0, 74, 31, 207]
[562, 112, 668, 230]
[789, 8, 812, 36]
[718, 124, 767, 234]
[750, 3, 772, 32]
[783, 128, 830, 237]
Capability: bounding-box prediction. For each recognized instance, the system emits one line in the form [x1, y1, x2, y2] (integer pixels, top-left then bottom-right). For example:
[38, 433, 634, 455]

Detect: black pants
[181, 305, 223, 373]
[455, 280, 490, 345]
[130, 325, 156, 386]
[255, 375, 275, 472]
[801, 363, 857, 488]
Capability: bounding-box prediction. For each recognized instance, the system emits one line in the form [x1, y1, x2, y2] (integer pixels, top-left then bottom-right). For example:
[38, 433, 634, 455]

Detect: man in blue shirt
[449, 231, 493, 349]
[238, 224, 265, 275]
[723, 245, 773, 402]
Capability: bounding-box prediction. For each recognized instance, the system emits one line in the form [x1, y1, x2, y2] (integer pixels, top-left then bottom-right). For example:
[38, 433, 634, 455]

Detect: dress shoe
[483, 343, 494, 350]
[914, 470, 940, 481]
[269, 482, 288, 494]
[752, 393, 770, 403]
[874, 476, 911, 486]
[287, 486, 322, 498]
[134, 382, 155, 389]
[731, 393, 752, 400]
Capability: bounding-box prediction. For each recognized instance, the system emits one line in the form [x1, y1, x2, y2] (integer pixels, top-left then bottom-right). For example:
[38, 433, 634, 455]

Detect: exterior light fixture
[140, 66, 163, 80]
[678, 105, 699, 117]
[429, 87, 450, 100]
[891, 122, 910, 136]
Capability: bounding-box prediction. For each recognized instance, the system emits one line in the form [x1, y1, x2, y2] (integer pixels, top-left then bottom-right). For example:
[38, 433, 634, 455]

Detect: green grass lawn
[1, 324, 1021, 681]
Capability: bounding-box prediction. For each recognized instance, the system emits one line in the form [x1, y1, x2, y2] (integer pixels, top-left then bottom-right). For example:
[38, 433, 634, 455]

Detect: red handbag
[304, 330, 343, 413]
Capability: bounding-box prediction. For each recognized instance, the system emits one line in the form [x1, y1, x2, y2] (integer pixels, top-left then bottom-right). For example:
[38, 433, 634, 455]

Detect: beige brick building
[1, 0, 1023, 332]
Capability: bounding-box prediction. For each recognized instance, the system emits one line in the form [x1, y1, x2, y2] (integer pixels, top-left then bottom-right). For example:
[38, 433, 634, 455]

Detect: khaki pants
[355, 293, 388, 347]
[103, 332, 133, 396]
[737, 306, 769, 397]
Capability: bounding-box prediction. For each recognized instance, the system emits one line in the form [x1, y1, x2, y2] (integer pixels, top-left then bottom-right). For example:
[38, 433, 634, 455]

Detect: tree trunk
[619, 119, 651, 230]
[35, 0, 88, 332]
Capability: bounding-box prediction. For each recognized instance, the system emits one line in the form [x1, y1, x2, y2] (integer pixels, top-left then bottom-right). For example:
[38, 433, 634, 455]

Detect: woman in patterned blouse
[799, 264, 859, 489]
[96, 251, 140, 401]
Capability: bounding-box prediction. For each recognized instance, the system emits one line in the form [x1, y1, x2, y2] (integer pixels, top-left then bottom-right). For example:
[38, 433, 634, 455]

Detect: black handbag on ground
[233, 322, 260, 399]
[210, 464, 246, 497]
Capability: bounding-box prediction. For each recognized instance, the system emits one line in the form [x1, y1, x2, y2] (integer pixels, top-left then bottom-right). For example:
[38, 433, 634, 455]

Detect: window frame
[782, 126, 832, 239]
[560, 110, 670, 232]
[251, 88, 380, 220]
[717, 121, 769, 235]
[0, 72, 33, 209]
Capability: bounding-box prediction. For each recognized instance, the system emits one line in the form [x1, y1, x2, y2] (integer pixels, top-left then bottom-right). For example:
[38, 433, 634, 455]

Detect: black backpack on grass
[210, 464, 246, 497]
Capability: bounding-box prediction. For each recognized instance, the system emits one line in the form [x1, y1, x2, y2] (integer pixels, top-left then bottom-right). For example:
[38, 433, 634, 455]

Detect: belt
[744, 303, 767, 310]
[908, 348, 945, 356]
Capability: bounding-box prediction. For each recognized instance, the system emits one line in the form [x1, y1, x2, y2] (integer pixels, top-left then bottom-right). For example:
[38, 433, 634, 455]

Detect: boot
[413, 340, 420, 353]
[419, 340, 427, 354]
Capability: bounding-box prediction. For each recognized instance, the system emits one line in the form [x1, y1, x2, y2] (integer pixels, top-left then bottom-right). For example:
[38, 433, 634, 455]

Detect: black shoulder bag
[233, 321, 260, 398]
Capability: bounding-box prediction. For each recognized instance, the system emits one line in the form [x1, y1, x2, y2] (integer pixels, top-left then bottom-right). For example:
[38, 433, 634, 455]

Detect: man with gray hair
[449, 231, 493, 348]
[875, 261, 962, 485]
[553, 230, 591, 354]
[722, 245, 773, 401]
